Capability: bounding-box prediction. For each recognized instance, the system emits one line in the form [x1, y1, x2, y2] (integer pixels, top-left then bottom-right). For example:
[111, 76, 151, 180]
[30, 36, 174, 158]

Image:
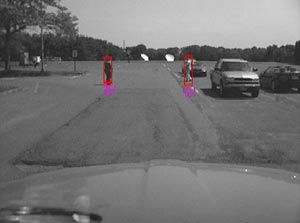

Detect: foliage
[0, 0, 77, 70]
[294, 40, 300, 65]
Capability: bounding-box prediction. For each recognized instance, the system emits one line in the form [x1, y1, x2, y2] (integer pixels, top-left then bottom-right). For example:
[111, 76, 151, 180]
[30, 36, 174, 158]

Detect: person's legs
[106, 71, 110, 81]
[187, 70, 191, 82]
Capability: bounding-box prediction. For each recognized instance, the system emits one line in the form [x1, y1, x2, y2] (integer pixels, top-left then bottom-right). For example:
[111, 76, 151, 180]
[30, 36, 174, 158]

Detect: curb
[0, 87, 20, 96]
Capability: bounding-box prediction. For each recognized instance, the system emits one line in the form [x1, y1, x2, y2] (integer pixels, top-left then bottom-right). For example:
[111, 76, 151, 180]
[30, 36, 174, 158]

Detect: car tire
[251, 88, 259, 97]
[271, 80, 278, 92]
[219, 81, 226, 97]
[211, 81, 217, 91]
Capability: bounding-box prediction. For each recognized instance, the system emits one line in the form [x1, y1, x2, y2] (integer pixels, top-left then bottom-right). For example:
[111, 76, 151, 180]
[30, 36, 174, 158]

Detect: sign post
[72, 50, 78, 73]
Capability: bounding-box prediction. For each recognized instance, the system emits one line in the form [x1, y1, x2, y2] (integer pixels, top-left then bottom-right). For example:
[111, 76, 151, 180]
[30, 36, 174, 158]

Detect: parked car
[194, 61, 207, 77]
[210, 58, 260, 97]
[182, 60, 207, 77]
[260, 66, 300, 92]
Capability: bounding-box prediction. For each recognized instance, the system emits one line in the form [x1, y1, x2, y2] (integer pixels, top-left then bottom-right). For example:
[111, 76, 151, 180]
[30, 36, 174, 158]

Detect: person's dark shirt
[105, 62, 111, 80]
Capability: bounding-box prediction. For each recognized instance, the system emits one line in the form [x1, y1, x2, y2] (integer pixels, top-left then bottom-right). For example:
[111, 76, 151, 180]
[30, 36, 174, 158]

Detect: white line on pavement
[260, 92, 299, 103]
[68, 75, 81, 79]
[260, 93, 275, 101]
[284, 96, 300, 103]
[172, 72, 180, 79]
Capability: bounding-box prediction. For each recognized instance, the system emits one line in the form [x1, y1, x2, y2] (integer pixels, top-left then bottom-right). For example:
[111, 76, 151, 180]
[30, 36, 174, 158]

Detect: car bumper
[224, 83, 260, 88]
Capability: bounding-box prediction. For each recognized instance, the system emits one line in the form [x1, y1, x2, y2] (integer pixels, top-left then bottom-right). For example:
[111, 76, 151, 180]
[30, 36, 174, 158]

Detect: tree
[0, 0, 38, 70]
[129, 44, 147, 60]
[294, 41, 300, 65]
[0, 0, 78, 71]
[166, 47, 180, 59]
[33, 2, 78, 72]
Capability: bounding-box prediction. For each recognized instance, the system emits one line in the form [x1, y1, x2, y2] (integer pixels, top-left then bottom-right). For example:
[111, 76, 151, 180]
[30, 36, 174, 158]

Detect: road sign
[72, 50, 78, 58]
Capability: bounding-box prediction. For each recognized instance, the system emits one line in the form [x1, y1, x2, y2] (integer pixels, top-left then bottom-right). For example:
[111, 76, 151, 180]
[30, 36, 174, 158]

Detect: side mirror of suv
[253, 67, 258, 72]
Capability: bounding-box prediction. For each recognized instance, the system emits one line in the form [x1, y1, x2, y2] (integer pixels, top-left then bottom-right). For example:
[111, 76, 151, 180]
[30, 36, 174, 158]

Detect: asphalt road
[0, 61, 299, 183]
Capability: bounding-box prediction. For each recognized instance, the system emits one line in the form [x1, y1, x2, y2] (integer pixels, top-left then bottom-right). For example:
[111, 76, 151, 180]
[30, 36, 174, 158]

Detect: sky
[61, 0, 299, 49]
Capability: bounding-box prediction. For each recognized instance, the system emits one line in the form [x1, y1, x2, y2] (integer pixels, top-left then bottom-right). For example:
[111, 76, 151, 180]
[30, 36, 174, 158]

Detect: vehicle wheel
[211, 81, 216, 91]
[219, 81, 226, 97]
[271, 80, 278, 92]
[251, 88, 259, 97]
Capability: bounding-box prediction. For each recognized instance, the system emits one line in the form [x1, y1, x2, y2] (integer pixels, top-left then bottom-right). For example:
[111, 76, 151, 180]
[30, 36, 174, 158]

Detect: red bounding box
[102, 56, 113, 85]
[183, 54, 194, 87]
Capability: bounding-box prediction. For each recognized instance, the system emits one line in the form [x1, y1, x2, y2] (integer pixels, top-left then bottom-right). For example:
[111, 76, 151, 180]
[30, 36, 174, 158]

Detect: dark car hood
[0, 160, 299, 223]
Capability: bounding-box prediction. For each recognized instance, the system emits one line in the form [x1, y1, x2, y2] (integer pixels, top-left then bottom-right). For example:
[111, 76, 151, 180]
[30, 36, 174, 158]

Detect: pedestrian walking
[186, 59, 192, 82]
[105, 60, 111, 82]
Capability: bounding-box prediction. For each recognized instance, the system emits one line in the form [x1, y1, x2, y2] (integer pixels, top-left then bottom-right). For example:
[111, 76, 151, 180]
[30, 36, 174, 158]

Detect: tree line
[2, 33, 299, 64]
[128, 43, 299, 64]
[1, 1, 299, 70]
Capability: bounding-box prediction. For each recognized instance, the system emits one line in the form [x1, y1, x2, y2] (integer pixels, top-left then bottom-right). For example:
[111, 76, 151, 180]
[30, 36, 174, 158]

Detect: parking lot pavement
[0, 74, 102, 183]
[1, 61, 299, 183]
[163, 62, 300, 172]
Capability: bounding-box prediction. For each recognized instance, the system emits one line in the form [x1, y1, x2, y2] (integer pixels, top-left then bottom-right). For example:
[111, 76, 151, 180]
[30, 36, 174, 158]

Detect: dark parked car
[182, 60, 207, 77]
[193, 61, 207, 77]
[260, 66, 300, 92]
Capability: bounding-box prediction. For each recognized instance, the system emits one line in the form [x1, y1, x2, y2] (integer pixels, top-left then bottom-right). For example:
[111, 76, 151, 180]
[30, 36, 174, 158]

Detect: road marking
[34, 81, 39, 93]
[68, 75, 81, 79]
[260, 93, 275, 101]
[260, 92, 300, 103]
[167, 67, 171, 71]
[161, 63, 166, 67]
[172, 71, 180, 79]
[283, 96, 300, 103]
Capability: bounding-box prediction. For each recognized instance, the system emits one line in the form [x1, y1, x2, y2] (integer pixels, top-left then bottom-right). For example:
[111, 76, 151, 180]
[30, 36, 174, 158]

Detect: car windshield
[0, 0, 299, 222]
[221, 62, 251, 71]
[284, 67, 299, 72]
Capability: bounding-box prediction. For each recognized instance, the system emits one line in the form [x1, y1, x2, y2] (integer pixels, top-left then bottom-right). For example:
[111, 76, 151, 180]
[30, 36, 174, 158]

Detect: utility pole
[41, 25, 44, 72]
[40, 0, 45, 73]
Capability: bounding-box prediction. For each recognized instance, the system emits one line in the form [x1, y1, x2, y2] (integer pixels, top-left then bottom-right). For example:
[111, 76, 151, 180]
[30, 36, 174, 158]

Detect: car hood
[0, 160, 299, 223]
[223, 71, 259, 79]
